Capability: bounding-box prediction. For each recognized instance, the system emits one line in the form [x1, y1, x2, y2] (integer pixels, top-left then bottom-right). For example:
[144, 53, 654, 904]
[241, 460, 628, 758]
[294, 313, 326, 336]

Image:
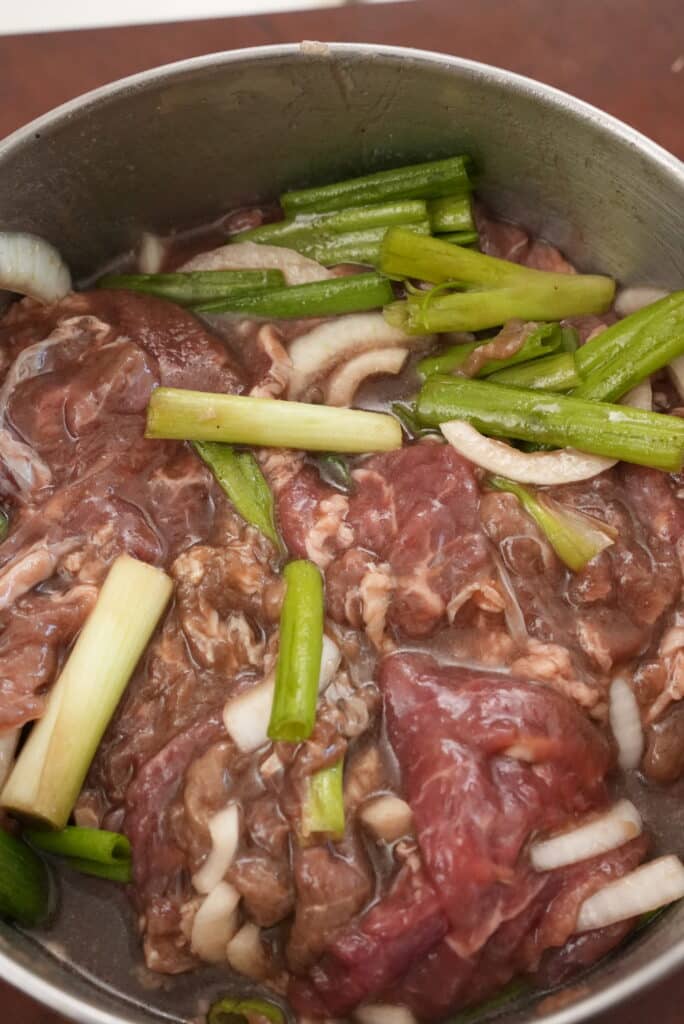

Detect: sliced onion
[0, 232, 71, 303]
[668, 355, 684, 401]
[609, 675, 645, 770]
[180, 241, 334, 285]
[223, 676, 275, 754]
[355, 1005, 418, 1024]
[138, 232, 166, 274]
[190, 881, 240, 963]
[441, 421, 615, 485]
[226, 921, 270, 980]
[530, 800, 642, 872]
[615, 287, 668, 318]
[319, 634, 341, 693]
[0, 730, 19, 790]
[622, 378, 652, 411]
[575, 855, 684, 933]
[359, 795, 413, 842]
[325, 347, 408, 406]
[287, 314, 428, 400]
[192, 803, 241, 895]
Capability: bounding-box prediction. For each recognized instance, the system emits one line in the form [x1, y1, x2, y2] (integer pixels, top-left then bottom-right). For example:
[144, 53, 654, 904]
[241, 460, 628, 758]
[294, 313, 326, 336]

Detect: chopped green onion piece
[488, 475, 615, 570]
[302, 760, 345, 839]
[268, 560, 324, 743]
[208, 997, 285, 1024]
[575, 292, 684, 378]
[449, 979, 531, 1024]
[560, 325, 579, 352]
[573, 292, 684, 402]
[61, 857, 132, 883]
[234, 199, 429, 246]
[194, 442, 282, 550]
[0, 829, 50, 926]
[0, 510, 7, 542]
[146, 388, 402, 454]
[416, 377, 684, 471]
[304, 223, 431, 268]
[196, 273, 394, 318]
[487, 351, 580, 391]
[97, 270, 285, 306]
[427, 194, 474, 233]
[391, 401, 439, 438]
[440, 230, 479, 247]
[1, 554, 173, 829]
[281, 155, 472, 215]
[24, 826, 131, 865]
[417, 322, 562, 380]
[316, 454, 353, 493]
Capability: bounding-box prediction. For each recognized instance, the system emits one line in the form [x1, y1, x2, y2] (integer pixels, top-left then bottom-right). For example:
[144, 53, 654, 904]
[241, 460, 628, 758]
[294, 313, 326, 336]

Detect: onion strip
[575, 855, 684, 933]
[325, 347, 408, 406]
[530, 800, 642, 872]
[0, 232, 71, 303]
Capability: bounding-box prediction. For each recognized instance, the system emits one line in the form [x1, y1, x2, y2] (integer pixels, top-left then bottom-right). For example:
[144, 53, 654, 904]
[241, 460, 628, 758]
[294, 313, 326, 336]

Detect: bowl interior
[1, 42, 684, 1024]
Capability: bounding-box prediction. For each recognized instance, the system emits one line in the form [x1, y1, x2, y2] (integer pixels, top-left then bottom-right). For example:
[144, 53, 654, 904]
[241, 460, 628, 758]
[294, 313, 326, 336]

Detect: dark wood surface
[1, 0, 683, 1020]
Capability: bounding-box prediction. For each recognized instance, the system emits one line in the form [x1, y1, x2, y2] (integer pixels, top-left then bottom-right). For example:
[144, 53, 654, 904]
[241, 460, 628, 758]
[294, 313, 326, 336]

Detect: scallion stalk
[416, 377, 684, 471]
[61, 857, 132, 883]
[487, 351, 580, 391]
[1, 555, 173, 829]
[427, 194, 475, 233]
[268, 560, 324, 743]
[24, 826, 130, 865]
[316, 453, 353, 493]
[440, 230, 479, 247]
[194, 442, 282, 550]
[146, 388, 402, 453]
[208, 997, 285, 1024]
[302, 760, 345, 839]
[280, 155, 472, 215]
[304, 223, 431, 268]
[575, 292, 684, 378]
[195, 273, 394, 318]
[97, 269, 285, 306]
[487, 476, 616, 570]
[417, 322, 562, 380]
[234, 199, 429, 246]
[0, 829, 50, 926]
[0, 510, 7, 542]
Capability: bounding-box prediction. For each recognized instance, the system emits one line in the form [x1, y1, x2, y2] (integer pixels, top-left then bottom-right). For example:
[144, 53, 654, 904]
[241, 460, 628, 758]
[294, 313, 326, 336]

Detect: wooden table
[1, 0, 683, 1020]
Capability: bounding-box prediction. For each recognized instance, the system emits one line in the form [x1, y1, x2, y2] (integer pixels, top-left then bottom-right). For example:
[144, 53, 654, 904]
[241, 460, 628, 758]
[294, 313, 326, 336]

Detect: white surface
[1, 0, 405, 37]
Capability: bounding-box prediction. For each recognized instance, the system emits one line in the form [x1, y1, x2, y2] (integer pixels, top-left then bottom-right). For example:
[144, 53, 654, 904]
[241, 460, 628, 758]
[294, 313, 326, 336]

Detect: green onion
[97, 270, 285, 306]
[1, 554, 173, 829]
[487, 351, 580, 391]
[316, 453, 353, 493]
[416, 377, 684, 471]
[208, 997, 285, 1024]
[391, 401, 439, 438]
[196, 273, 394, 318]
[234, 199, 429, 245]
[450, 979, 531, 1024]
[380, 229, 614, 332]
[268, 560, 324, 743]
[0, 829, 50, 926]
[427, 194, 474, 233]
[487, 476, 616, 570]
[304, 223, 431, 268]
[302, 760, 345, 839]
[0, 510, 7, 542]
[24, 826, 130, 865]
[440, 230, 479, 247]
[146, 388, 402, 454]
[573, 292, 684, 402]
[194, 442, 282, 550]
[280, 155, 472, 215]
[417, 322, 563, 380]
[60, 857, 132, 883]
[560, 325, 579, 352]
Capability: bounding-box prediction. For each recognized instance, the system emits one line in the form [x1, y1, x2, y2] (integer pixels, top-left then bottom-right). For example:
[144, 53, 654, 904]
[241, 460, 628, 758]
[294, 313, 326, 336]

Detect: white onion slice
[226, 922, 269, 980]
[0, 232, 71, 303]
[441, 421, 615, 485]
[325, 348, 408, 406]
[355, 1005, 418, 1024]
[0, 730, 19, 790]
[192, 803, 241, 895]
[137, 232, 166, 274]
[622, 378, 652, 411]
[615, 287, 668, 318]
[180, 241, 333, 285]
[575, 855, 684, 933]
[609, 675, 645, 770]
[190, 881, 240, 963]
[287, 314, 427, 400]
[223, 677, 275, 754]
[319, 634, 341, 692]
[359, 795, 413, 842]
[668, 355, 684, 401]
[530, 800, 642, 872]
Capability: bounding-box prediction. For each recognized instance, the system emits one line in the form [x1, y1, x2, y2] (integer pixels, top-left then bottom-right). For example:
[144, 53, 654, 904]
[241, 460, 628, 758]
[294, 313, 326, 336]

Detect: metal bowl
[0, 42, 683, 1024]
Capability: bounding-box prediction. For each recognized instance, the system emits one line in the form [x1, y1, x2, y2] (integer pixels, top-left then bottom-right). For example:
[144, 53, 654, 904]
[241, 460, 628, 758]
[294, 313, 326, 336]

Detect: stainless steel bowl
[0, 42, 683, 1024]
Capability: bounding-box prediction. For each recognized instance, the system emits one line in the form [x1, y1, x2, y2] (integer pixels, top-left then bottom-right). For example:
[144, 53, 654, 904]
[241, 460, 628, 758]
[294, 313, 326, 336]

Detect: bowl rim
[1, 39, 683, 1024]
